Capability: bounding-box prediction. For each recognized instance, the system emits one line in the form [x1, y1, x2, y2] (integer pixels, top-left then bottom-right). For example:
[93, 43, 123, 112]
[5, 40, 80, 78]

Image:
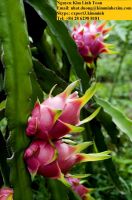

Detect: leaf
[79, 107, 101, 126]
[71, 174, 90, 179]
[35, 29, 62, 74]
[90, 119, 128, 193]
[24, 2, 47, 43]
[0, 100, 6, 121]
[30, 70, 44, 104]
[96, 97, 132, 141]
[0, 110, 5, 121]
[68, 189, 82, 200]
[48, 176, 82, 200]
[0, 100, 6, 111]
[61, 50, 71, 82]
[26, 0, 90, 91]
[97, 109, 119, 146]
[33, 58, 67, 94]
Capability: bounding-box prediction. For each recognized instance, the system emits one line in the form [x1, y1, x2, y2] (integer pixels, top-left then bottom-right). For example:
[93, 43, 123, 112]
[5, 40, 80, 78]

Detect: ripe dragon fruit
[26, 81, 100, 140]
[0, 187, 13, 200]
[71, 21, 112, 63]
[24, 81, 111, 187]
[24, 140, 110, 182]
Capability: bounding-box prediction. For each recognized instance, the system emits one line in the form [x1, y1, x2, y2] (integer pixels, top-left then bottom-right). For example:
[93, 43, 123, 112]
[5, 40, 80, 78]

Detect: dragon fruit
[24, 140, 57, 178]
[55, 141, 110, 174]
[24, 139, 110, 183]
[24, 81, 111, 186]
[71, 21, 112, 63]
[26, 81, 100, 140]
[0, 187, 13, 200]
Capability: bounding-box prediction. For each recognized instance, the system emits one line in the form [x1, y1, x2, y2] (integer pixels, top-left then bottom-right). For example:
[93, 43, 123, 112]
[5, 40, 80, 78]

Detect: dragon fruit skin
[24, 141, 63, 179]
[24, 140, 78, 179]
[0, 187, 13, 200]
[24, 140, 110, 179]
[55, 141, 78, 174]
[26, 102, 59, 140]
[26, 81, 99, 140]
[24, 140, 58, 177]
[24, 140, 76, 180]
[72, 21, 111, 63]
[55, 141, 111, 174]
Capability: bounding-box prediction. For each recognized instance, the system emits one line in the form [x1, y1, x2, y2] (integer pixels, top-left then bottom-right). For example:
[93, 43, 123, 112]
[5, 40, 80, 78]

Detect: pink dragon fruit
[24, 81, 111, 185]
[24, 140, 58, 178]
[0, 187, 13, 200]
[71, 21, 112, 63]
[24, 139, 110, 183]
[24, 140, 68, 185]
[26, 81, 100, 140]
[55, 141, 110, 174]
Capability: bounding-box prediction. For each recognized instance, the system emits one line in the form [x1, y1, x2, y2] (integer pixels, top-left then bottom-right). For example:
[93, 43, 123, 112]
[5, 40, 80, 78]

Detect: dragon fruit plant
[71, 21, 112, 64]
[24, 81, 111, 198]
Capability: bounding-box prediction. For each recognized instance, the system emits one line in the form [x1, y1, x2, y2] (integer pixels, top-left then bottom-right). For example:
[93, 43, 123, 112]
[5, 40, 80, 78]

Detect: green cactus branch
[0, 131, 10, 186]
[0, 0, 33, 199]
